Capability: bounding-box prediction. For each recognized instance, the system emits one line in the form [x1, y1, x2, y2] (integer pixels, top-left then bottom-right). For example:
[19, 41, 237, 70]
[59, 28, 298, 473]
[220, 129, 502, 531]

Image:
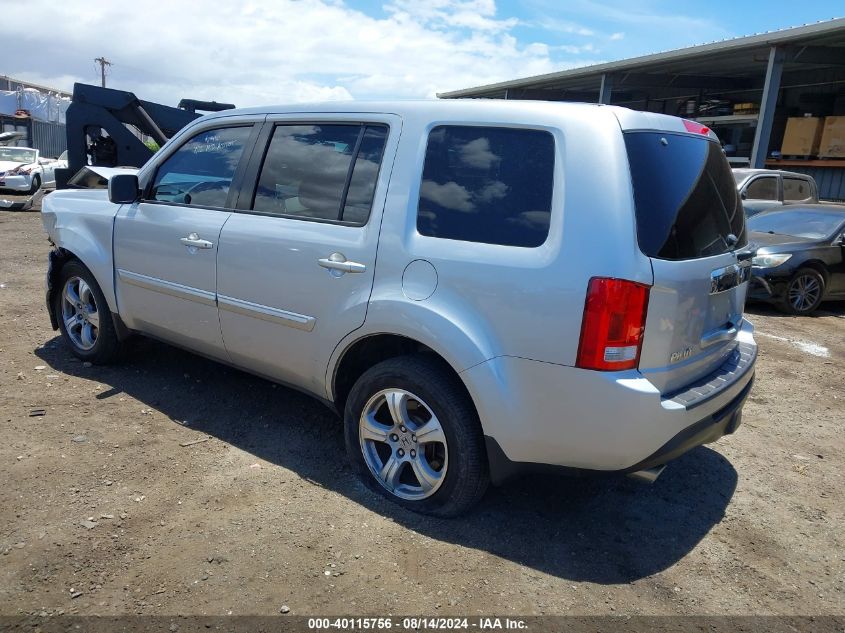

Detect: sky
[5, 1, 843, 108]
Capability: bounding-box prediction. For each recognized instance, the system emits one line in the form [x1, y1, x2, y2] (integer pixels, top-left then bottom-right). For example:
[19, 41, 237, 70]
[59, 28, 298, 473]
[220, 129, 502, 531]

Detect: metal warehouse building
[1, 76, 70, 158]
[440, 18, 845, 201]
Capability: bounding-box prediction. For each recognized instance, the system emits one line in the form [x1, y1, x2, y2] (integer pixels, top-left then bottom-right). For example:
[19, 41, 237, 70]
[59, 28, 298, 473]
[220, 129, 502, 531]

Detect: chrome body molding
[116, 269, 216, 306]
[710, 260, 752, 295]
[217, 294, 316, 332]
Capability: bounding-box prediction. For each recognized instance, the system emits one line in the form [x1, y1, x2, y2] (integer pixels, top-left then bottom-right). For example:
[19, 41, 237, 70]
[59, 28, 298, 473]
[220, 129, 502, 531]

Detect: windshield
[748, 210, 845, 240]
[67, 167, 109, 189]
[0, 148, 37, 164]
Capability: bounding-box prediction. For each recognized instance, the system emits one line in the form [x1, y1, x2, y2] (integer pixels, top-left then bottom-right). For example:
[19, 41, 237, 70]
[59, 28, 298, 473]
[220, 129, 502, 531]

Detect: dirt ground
[0, 209, 843, 617]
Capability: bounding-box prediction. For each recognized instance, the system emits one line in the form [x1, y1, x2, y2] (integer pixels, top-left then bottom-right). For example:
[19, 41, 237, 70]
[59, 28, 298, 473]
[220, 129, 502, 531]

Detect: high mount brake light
[576, 278, 650, 371]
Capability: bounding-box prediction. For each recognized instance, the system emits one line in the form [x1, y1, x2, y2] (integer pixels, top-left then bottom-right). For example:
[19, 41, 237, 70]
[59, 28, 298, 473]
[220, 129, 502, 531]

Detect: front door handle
[180, 233, 213, 249]
[318, 252, 367, 275]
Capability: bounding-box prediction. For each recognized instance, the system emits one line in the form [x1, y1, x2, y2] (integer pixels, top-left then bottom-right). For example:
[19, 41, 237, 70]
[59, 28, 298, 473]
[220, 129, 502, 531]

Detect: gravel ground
[0, 210, 843, 616]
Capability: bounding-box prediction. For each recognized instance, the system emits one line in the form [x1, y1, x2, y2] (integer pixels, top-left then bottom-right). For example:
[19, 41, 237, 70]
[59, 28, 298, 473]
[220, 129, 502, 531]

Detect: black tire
[29, 174, 41, 194]
[780, 268, 825, 315]
[53, 260, 122, 363]
[344, 355, 489, 517]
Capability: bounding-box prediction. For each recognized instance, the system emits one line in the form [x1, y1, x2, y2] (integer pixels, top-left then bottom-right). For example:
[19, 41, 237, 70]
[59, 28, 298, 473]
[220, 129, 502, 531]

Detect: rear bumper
[461, 322, 757, 485]
[621, 375, 751, 473]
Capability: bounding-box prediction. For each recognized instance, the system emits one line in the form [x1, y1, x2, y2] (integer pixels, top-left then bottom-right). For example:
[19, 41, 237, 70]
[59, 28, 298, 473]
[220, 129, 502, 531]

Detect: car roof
[191, 99, 717, 138]
[732, 168, 811, 179]
[752, 204, 845, 216]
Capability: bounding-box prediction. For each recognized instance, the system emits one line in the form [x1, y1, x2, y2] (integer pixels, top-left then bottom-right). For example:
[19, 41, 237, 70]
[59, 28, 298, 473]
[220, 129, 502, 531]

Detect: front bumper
[0, 174, 33, 192]
[462, 321, 757, 484]
[748, 269, 790, 302]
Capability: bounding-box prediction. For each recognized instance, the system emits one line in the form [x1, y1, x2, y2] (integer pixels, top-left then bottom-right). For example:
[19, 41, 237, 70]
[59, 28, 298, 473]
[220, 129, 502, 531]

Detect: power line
[94, 57, 112, 88]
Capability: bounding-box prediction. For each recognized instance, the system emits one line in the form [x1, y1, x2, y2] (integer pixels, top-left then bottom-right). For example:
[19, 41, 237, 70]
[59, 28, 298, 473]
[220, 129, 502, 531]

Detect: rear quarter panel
[330, 103, 653, 398]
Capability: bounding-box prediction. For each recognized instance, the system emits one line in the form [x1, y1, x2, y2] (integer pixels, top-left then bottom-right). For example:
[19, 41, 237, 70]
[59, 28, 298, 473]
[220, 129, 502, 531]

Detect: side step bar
[627, 465, 666, 483]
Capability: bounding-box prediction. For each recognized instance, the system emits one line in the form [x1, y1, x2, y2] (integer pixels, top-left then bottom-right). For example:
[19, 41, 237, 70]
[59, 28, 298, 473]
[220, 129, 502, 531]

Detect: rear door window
[625, 132, 746, 260]
[783, 177, 811, 201]
[416, 125, 555, 247]
[251, 123, 388, 224]
[745, 176, 779, 200]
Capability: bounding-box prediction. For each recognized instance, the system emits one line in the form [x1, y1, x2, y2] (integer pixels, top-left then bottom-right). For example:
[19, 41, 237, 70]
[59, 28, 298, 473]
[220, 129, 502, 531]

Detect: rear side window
[625, 132, 746, 260]
[150, 126, 252, 208]
[417, 126, 554, 247]
[783, 177, 811, 201]
[252, 124, 388, 224]
[745, 177, 778, 200]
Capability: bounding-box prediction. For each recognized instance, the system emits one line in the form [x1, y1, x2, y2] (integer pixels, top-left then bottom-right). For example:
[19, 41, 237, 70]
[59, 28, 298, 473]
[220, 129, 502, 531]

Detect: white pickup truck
[0, 146, 67, 193]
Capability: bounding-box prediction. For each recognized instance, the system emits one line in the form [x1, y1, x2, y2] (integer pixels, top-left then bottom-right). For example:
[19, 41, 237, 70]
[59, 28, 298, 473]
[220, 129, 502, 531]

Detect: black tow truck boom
[56, 83, 234, 187]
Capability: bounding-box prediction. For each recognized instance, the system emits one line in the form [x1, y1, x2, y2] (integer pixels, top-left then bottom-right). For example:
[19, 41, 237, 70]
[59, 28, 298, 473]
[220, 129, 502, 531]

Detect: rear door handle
[180, 233, 213, 249]
[318, 252, 367, 275]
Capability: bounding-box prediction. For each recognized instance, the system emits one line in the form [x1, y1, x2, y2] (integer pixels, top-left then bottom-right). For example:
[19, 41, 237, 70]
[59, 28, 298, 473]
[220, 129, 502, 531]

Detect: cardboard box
[819, 116, 845, 158]
[781, 117, 823, 156]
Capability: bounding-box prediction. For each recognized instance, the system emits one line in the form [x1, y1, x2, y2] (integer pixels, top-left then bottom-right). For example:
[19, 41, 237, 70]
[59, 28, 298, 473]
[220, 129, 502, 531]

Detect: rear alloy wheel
[359, 388, 449, 501]
[782, 268, 825, 315]
[344, 355, 488, 517]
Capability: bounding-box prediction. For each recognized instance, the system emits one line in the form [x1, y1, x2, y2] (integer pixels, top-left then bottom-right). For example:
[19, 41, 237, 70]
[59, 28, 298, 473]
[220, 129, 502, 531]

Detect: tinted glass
[745, 177, 778, 200]
[417, 126, 554, 247]
[253, 124, 387, 224]
[783, 177, 810, 201]
[748, 210, 845, 240]
[150, 126, 252, 207]
[625, 132, 746, 260]
[342, 127, 388, 224]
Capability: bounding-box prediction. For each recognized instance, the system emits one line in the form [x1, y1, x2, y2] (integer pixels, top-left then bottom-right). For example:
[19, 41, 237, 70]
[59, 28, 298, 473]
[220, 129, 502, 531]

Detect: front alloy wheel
[785, 269, 825, 314]
[61, 276, 100, 351]
[54, 260, 122, 364]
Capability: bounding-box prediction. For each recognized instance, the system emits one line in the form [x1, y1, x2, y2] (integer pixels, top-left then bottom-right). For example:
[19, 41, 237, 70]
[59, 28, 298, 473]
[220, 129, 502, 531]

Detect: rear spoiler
[611, 108, 720, 142]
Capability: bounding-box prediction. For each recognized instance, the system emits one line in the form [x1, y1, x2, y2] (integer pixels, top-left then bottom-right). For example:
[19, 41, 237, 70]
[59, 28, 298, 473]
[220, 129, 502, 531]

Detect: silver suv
[42, 101, 757, 516]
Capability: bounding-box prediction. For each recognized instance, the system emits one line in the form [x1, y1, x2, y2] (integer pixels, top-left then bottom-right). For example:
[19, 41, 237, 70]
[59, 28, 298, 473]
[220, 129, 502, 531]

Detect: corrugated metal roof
[439, 18, 845, 98]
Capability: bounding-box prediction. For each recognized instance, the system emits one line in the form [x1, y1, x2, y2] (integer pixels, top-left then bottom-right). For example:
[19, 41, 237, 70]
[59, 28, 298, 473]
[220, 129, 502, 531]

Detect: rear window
[417, 125, 554, 247]
[625, 132, 746, 260]
[783, 177, 812, 201]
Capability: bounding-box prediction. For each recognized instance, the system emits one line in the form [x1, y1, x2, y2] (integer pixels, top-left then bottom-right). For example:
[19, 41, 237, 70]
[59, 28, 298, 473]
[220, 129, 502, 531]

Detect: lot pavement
[0, 210, 843, 616]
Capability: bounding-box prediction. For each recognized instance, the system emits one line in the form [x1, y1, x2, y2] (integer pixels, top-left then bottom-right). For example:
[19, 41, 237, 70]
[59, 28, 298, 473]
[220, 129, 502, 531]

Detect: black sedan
[747, 205, 845, 315]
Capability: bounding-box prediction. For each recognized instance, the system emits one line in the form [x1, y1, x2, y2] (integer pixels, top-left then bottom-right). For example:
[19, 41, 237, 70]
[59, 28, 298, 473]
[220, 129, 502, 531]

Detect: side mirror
[108, 174, 140, 204]
[740, 191, 747, 200]
[836, 234, 845, 246]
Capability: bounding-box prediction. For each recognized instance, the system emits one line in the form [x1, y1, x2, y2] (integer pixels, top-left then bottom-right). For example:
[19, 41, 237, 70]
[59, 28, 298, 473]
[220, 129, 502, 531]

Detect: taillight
[682, 119, 710, 136]
[576, 277, 650, 371]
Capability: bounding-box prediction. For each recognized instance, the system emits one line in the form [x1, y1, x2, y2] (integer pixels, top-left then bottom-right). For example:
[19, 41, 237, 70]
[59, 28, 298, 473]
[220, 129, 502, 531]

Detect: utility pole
[94, 57, 112, 88]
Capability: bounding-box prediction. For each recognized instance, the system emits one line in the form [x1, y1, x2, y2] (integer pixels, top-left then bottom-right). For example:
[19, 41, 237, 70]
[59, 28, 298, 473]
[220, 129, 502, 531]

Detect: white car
[0, 147, 67, 193]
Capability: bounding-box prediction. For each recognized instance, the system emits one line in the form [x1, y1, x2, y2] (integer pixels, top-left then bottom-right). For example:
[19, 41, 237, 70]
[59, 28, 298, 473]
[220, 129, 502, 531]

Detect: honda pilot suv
[42, 101, 756, 516]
